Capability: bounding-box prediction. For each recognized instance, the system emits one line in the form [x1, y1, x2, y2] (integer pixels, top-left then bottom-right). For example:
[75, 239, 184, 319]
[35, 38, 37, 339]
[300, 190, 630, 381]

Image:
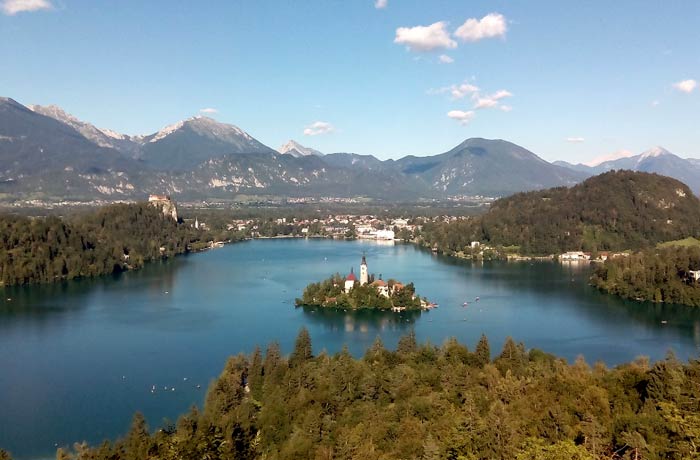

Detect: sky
[0, 0, 698, 163]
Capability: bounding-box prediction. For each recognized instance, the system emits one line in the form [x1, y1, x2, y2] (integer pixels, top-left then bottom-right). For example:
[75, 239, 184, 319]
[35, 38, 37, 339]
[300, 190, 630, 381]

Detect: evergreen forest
[12, 329, 700, 460]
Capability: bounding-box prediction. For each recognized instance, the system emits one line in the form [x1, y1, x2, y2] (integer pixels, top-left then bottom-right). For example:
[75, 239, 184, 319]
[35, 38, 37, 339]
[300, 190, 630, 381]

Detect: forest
[417, 171, 700, 256]
[295, 274, 424, 310]
[9, 329, 699, 460]
[591, 245, 700, 307]
[0, 203, 219, 286]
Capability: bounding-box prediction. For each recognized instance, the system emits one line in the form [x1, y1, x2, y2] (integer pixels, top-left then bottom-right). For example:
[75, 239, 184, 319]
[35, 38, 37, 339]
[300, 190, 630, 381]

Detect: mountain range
[553, 147, 700, 193]
[0, 95, 695, 202]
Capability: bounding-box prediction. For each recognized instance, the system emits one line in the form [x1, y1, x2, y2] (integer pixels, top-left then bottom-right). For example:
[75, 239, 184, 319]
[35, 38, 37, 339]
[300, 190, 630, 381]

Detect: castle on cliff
[148, 194, 178, 221]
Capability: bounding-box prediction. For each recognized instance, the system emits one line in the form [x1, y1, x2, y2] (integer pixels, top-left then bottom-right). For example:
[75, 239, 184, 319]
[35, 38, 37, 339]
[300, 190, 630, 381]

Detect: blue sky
[1, 0, 698, 162]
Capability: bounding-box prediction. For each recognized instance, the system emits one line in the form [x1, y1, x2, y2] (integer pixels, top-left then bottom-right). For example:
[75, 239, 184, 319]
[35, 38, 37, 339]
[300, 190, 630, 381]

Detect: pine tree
[397, 330, 418, 355]
[123, 412, 150, 460]
[475, 334, 491, 367]
[248, 346, 264, 399]
[289, 327, 313, 367]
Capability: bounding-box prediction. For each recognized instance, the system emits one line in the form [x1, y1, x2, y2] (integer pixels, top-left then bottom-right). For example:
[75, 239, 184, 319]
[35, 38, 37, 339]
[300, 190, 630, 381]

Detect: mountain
[552, 160, 594, 173]
[138, 116, 277, 171]
[0, 97, 133, 175]
[394, 138, 589, 196]
[278, 140, 323, 158]
[171, 152, 431, 200]
[321, 152, 387, 171]
[29, 104, 139, 156]
[420, 170, 700, 256]
[0, 97, 142, 200]
[556, 147, 700, 193]
[0, 97, 601, 202]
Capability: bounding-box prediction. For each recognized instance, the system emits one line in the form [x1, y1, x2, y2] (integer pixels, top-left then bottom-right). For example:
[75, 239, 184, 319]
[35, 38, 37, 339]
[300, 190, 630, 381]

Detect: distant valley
[2, 96, 697, 203]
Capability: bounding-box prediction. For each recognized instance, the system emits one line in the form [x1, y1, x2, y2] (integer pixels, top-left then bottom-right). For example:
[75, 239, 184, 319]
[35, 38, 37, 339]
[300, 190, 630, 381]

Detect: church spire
[360, 253, 368, 285]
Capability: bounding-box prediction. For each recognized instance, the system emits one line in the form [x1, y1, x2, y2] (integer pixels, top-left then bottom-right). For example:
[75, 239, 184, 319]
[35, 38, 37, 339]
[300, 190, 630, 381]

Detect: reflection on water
[300, 305, 422, 333]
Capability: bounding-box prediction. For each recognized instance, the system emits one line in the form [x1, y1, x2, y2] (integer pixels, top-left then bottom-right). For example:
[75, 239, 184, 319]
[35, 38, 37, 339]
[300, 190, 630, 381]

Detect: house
[376, 229, 395, 240]
[371, 279, 390, 297]
[561, 251, 589, 261]
[689, 270, 700, 282]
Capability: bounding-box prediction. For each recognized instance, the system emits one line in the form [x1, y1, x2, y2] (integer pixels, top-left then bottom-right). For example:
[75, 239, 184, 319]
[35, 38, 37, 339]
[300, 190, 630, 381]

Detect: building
[148, 194, 178, 221]
[376, 229, 395, 240]
[371, 278, 389, 297]
[689, 270, 700, 282]
[360, 255, 368, 285]
[560, 251, 589, 261]
[345, 269, 356, 293]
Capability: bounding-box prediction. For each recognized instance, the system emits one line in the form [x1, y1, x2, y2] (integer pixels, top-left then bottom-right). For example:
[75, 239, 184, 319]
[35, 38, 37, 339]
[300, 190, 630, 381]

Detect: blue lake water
[2, 238, 700, 458]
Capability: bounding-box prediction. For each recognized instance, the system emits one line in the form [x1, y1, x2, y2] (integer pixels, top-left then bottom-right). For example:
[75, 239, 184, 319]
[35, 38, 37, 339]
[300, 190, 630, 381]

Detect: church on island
[344, 255, 403, 298]
[295, 254, 435, 311]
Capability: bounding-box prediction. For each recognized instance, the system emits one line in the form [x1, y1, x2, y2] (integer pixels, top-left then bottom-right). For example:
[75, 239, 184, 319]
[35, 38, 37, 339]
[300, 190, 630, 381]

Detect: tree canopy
[43, 330, 700, 460]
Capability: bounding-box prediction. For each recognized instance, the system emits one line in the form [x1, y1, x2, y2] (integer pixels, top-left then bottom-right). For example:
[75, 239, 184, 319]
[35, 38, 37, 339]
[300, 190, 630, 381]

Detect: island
[295, 255, 434, 311]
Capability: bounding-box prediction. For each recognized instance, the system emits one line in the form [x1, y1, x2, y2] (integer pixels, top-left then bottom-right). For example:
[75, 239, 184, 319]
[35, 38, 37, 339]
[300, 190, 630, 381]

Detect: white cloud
[1, 0, 52, 15]
[500, 105, 513, 112]
[651, 100, 660, 107]
[374, 0, 387, 9]
[199, 108, 218, 114]
[673, 79, 697, 93]
[303, 121, 335, 136]
[394, 22, 457, 52]
[454, 13, 507, 42]
[428, 82, 479, 99]
[566, 137, 585, 143]
[473, 89, 512, 110]
[490, 89, 512, 100]
[438, 54, 454, 64]
[447, 110, 475, 125]
[451, 83, 479, 99]
[474, 97, 498, 109]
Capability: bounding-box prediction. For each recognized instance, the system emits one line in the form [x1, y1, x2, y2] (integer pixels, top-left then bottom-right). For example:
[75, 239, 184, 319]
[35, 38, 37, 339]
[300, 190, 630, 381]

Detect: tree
[289, 327, 313, 367]
[495, 337, 527, 375]
[475, 334, 491, 367]
[123, 412, 150, 460]
[397, 330, 418, 355]
[55, 448, 71, 460]
[516, 439, 594, 460]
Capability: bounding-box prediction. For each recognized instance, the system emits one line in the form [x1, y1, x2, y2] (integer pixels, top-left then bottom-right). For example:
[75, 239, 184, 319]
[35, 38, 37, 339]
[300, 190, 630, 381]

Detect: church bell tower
[360, 254, 368, 285]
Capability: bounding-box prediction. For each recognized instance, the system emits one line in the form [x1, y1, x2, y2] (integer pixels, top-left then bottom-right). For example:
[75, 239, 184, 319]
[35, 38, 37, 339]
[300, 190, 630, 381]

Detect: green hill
[420, 171, 700, 256]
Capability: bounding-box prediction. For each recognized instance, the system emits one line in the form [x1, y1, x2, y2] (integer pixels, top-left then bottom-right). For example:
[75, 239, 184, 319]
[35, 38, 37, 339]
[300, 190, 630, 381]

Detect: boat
[462, 302, 468, 307]
[475, 296, 480, 302]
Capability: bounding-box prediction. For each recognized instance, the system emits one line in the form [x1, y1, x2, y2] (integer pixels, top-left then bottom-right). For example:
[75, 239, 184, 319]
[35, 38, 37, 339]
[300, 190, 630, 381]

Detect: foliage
[419, 171, 700, 256]
[591, 246, 700, 306]
[0, 202, 221, 286]
[657, 237, 700, 249]
[50, 331, 700, 460]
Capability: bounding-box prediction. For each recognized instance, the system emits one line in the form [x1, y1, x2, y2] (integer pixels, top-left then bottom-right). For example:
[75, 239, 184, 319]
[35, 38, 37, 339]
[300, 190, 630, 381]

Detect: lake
[2, 238, 700, 458]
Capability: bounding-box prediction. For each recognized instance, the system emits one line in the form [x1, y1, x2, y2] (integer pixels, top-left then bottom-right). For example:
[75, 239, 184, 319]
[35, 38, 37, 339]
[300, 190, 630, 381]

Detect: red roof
[372, 279, 387, 287]
[346, 272, 356, 281]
